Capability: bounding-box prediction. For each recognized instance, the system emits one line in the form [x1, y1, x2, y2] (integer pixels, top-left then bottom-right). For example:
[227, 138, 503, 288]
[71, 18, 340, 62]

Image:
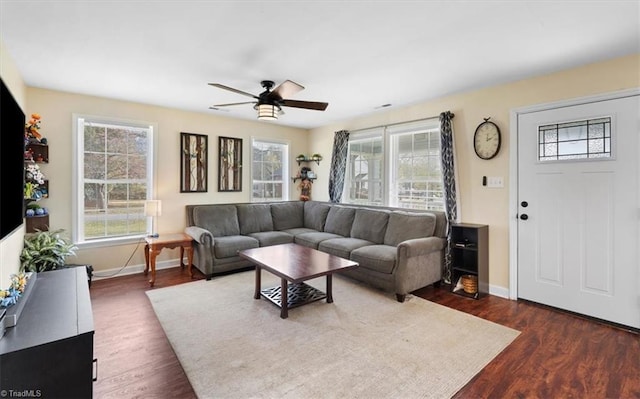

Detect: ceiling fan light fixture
[257, 103, 279, 121]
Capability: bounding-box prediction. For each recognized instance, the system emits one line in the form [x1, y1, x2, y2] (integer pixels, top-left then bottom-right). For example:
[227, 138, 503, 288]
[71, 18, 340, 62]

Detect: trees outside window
[75, 116, 154, 244]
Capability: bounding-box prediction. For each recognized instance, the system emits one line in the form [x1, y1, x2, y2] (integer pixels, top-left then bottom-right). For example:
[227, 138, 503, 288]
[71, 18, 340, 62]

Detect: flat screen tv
[0, 78, 26, 240]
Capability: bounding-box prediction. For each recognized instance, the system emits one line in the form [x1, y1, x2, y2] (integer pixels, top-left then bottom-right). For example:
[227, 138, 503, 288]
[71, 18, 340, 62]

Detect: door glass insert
[538, 117, 611, 161]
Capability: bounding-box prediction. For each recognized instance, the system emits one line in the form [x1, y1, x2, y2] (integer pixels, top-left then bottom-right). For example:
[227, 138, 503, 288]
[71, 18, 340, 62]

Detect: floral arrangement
[25, 113, 42, 141]
[25, 163, 45, 185]
[24, 163, 46, 201]
[0, 273, 29, 308]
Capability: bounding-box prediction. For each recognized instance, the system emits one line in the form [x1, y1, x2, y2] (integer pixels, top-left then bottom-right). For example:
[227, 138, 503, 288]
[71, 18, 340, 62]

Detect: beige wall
[309, 53, 640, 292]
[25, 88, 308, 272]
[0, 40, 27, 289]
[5, 44, 639, 289]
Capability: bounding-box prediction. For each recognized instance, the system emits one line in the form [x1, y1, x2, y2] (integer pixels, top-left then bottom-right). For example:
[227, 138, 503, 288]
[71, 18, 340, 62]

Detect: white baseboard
[488, 284, 510, 299]
[91, 258, 183, 280]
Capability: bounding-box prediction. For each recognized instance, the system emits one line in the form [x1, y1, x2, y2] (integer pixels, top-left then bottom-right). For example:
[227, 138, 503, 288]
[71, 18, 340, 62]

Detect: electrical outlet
[487, 176, 504, 188]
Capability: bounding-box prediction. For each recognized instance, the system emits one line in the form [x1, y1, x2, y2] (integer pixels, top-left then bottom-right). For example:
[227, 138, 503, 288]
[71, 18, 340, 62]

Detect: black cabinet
[450, 223, 488, 299]
[0, 268, 95, 398]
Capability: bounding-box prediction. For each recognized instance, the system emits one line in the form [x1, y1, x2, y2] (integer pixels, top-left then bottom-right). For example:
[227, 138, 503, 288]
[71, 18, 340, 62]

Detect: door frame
[508, 88, 640, 300]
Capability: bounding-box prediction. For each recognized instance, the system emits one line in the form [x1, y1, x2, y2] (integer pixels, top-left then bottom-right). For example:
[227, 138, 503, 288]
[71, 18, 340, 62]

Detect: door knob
[521, 201, 528, 207]
[520, 214, 529, 220]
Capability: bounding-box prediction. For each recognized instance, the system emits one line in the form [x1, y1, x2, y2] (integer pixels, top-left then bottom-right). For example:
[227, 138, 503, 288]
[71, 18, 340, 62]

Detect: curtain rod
[349, 111, 454, 134]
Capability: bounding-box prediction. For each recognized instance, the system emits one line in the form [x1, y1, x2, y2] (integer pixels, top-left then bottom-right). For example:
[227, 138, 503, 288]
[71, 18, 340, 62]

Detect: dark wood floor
[90, 267, 639, 398]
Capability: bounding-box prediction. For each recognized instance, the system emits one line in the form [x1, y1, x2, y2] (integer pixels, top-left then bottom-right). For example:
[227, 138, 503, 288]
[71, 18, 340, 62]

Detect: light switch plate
[487, 176, 504, 188]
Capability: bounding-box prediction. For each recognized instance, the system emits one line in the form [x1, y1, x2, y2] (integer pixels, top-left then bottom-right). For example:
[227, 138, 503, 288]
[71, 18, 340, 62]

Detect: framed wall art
[180, 132, 208, 193]
[218, 136, 242, 192]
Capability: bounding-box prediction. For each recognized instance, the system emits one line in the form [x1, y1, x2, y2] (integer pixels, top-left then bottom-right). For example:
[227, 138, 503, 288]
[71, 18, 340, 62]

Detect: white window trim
[343, 127, 385, 204]
[72, 113, 158, 249]
[388, 119, 441, 209]
[251, 136, 290, 202]
[345, 118, 443, 210]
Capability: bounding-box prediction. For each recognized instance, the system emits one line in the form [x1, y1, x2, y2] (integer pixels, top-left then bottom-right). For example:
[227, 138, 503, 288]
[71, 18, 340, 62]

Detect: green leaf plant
[20, 229, 78, 273]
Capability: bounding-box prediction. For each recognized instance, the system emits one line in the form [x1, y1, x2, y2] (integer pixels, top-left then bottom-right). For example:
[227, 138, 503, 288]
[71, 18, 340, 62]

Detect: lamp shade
[257, 104, 278, 121]
[144, 200, 162, 217]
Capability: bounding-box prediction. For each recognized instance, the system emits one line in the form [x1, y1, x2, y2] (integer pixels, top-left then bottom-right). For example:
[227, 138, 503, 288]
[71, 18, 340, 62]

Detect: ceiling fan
[208, 80, 328, 120]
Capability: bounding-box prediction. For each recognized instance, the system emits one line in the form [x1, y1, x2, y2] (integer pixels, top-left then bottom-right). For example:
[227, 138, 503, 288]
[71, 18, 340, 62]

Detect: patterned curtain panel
[328, 130, 350, 203]
[439, 111, 457, 284]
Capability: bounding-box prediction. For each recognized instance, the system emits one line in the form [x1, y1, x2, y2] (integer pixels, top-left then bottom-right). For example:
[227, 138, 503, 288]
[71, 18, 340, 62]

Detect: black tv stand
[0, 268, 96, 398]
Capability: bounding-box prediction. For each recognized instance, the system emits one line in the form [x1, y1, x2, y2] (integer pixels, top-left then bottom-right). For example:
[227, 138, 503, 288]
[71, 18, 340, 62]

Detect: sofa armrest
[185, 226, 214, 246]
[397, 237, 446, 258]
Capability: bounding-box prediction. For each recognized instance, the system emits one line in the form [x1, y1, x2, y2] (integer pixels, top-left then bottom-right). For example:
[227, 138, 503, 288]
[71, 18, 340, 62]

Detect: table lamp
[144, 200, 162, 238]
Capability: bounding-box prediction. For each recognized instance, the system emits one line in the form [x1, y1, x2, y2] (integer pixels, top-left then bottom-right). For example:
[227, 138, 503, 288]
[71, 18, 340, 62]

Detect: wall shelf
[25, 214, 50, 233]
[292, 177, 316, 183]
[24, 142, 50, 232]
[296, 157, 322, 166]
[25, 142, 49, 163]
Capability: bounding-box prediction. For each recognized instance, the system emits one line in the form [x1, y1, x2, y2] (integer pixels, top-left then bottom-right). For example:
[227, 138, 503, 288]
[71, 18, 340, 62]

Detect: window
[345, 119, 444, 211]
[74, 115, 155, 245]
[389, 123, 443, 210]
[252, 139, 288, 202]
[345, 128, 384, 205]
[538, 117, 611, 162]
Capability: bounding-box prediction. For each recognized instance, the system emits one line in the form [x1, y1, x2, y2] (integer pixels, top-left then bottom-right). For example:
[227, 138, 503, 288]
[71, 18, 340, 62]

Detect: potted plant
[20, 229, 78, 273]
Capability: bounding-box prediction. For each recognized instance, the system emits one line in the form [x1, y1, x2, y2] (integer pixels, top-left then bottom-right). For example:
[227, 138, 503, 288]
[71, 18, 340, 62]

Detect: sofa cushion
[383, 211, 437, 246]
[214, 235, 259, 258]
[350, 208, 390, 244]
[295, 231, 344, 249]
[237, 204, 274, 235]
[271, 202, 304, 230]
[350, 245, 397, 274]
[193, 205, 239, 237]
[281, 227, 318, 236]
[324, 206, 356, 237]
[318, 237, 374, 259]
[304, 201, 331, 231]
[248, 231, 294, 247]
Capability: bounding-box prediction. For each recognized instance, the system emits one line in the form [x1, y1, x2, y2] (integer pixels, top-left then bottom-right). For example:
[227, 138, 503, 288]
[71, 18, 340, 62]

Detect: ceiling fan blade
[281, 99, 328, 111]
[208, 83, 258, 99]
[211, 101, 257, 107]
[270, 80, 304, 100]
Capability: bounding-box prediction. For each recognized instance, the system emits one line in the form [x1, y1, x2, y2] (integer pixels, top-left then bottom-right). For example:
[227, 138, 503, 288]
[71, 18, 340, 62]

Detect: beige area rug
[146, 271, 519, 399]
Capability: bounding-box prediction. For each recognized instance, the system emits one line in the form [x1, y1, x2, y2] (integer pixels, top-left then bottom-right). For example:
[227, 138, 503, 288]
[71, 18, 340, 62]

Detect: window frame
[250, 137, 289, 202]
[72, 114, 157, 248]
[344, 118, 444, 211]
[387, 119, 443, 210]
[343, 127, 385, 206]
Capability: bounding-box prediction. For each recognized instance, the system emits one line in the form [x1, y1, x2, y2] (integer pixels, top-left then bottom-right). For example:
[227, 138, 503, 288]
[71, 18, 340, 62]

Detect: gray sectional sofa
[185, 201, 447, 302]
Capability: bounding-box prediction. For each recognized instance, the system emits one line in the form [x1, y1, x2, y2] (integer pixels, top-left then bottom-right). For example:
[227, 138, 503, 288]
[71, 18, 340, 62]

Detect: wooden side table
[144, 233, 194, 287]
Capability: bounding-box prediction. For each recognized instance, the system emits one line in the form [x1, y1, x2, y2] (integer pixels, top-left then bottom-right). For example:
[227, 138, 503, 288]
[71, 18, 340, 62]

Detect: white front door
[517, 94, 639, 329]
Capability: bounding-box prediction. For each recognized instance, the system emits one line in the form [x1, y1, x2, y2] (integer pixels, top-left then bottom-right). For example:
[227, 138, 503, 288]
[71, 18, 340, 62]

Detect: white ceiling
[1, 1, 638, 129]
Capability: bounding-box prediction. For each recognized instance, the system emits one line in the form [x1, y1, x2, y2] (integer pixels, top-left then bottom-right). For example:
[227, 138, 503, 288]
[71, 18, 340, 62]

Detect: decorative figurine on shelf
[298, 178, 312, 201]
[25, 113, 43, 142]
[300, 166, 311, 180]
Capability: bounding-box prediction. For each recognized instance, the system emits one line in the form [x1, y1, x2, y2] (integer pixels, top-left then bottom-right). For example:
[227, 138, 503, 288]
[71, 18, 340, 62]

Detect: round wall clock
[473, 117, 501, 160]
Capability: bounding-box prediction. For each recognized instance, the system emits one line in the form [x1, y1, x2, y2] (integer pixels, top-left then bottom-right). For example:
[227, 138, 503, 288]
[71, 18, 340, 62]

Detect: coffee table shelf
[261, 282, 327, 309]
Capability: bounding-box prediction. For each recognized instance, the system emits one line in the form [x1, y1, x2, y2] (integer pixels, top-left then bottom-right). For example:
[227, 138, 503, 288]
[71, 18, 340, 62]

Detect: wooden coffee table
[239, 243, 358, 319]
